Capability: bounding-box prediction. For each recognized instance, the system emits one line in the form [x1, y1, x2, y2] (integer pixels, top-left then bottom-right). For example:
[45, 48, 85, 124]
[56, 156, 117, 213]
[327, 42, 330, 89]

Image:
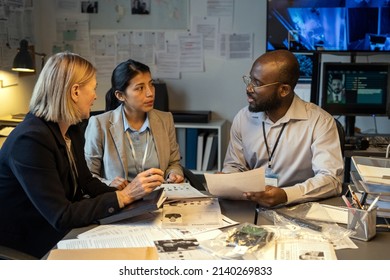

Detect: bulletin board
[89, 0, 189, 30]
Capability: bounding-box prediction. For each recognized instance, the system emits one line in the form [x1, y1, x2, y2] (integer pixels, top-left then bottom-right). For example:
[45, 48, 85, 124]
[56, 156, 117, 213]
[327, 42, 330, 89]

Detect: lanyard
[262, 121, 287, 169]
[126, 130, 150, 174]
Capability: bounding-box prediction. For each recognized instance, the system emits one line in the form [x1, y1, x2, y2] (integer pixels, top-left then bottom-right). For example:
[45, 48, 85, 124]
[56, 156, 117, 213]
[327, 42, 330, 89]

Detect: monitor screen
[294, 52, 314, 82]
[266, 0, 390, 52]
[321, 62, 390, 116]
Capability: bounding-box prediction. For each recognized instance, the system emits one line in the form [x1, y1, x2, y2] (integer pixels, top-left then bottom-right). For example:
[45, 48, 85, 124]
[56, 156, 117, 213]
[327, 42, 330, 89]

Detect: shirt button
[108, 207, 115, 213]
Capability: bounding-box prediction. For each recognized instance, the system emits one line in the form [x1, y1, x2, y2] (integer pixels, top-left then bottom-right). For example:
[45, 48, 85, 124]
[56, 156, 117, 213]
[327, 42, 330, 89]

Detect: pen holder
[347, 207, 377, 241]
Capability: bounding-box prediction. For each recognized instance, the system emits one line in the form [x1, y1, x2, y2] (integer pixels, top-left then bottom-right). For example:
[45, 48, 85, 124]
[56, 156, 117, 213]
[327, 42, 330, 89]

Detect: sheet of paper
[57, 233, 156, 249]
[356, 164, 390, 185]
[204, 168, 265, 200]
[305, 204, 349, 224]
[162, 198, 222, 228]
[276, 240, 337, 260]
[160, 182, 210, 200]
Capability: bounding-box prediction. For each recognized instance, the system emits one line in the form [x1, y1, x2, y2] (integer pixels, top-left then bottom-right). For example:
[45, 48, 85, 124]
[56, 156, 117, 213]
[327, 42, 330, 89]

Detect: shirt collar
[261, 94, 308, 125]
[122, 108, 150, 133]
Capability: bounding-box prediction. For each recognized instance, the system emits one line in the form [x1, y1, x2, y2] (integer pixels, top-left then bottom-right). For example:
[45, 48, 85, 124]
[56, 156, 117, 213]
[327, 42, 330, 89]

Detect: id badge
[265, 167, 278, 187]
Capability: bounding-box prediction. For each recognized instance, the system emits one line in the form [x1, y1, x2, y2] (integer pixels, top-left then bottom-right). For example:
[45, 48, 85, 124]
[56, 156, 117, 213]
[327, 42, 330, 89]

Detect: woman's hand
[118, 168, 164, 206]
[166, 173, 184, 183]
[109, 176, 129, 190]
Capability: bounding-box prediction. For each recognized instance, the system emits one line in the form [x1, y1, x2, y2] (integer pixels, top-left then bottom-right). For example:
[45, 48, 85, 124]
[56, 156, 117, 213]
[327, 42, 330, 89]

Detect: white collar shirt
[222, 95, 344, 205]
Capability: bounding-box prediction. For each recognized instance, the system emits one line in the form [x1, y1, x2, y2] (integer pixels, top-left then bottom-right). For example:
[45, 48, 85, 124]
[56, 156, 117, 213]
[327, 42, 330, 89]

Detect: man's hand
[243, 185, 287, 207]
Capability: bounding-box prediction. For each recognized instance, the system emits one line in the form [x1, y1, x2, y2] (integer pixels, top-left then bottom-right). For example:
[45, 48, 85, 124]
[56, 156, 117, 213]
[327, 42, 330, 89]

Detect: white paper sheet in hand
[204, 167, 265, 200]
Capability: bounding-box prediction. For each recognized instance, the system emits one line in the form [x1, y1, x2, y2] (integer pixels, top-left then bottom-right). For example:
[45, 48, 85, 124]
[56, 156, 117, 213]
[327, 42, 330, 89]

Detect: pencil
[348, 185, 363, 209]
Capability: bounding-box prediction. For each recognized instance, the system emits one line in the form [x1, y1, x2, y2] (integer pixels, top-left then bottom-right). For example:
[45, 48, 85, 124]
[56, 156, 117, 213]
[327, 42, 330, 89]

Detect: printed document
[204, 167, 265, 200]
[305, 203, 349, 224]
[159, 182, 210, 201]
[276, 240, 337, 260]
[162, 198, 223, 228]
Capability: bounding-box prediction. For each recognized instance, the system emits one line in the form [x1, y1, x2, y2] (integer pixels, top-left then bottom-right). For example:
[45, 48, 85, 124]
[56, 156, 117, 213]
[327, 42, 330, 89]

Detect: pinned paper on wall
[89, 0, 189, 30]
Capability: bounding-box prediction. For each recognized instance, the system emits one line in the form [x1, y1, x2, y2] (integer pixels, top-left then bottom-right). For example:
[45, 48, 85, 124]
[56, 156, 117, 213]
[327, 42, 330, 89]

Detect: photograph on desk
[162, 198, 223, 228]
[154, 238, 220, 260]
[276, 240, 337, 260]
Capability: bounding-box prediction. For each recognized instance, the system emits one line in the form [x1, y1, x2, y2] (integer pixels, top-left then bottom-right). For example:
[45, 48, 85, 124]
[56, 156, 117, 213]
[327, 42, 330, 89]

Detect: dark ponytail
[105, 59, 150, 111]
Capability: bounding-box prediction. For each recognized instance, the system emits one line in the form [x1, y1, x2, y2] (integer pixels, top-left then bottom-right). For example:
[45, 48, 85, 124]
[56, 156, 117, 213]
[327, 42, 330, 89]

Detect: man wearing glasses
[222, 50, 344, 207]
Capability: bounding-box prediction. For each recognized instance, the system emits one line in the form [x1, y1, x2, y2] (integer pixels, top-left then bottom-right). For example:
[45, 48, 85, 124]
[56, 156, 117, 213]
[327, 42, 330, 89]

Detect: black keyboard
[367, 136, 390, 147]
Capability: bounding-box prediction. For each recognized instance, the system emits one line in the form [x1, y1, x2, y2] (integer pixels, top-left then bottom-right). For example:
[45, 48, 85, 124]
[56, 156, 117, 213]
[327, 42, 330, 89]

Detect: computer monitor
[321, 62, 390, 117]
[266, 0, 390, 52]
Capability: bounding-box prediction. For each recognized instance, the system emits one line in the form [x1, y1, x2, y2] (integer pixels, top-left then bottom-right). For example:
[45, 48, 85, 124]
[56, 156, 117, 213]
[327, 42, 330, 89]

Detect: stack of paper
[351, 156, 390, 218]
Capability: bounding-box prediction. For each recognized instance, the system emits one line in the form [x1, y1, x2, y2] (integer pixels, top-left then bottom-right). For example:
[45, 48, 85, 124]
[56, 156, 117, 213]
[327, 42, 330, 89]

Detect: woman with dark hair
[84, 59, 184, 189]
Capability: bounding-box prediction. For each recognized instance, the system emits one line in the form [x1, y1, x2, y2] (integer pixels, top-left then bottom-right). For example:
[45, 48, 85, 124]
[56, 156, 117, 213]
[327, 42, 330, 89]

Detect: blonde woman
[0, 52, 163, 259]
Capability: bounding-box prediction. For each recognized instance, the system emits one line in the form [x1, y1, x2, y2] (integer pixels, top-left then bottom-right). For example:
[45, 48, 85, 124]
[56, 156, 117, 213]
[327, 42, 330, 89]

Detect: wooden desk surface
[60, 196, 390, 260]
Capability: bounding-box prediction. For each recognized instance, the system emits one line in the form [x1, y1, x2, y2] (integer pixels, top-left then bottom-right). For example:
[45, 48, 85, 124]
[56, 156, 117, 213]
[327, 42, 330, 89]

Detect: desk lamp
[12, 39, 46, 73]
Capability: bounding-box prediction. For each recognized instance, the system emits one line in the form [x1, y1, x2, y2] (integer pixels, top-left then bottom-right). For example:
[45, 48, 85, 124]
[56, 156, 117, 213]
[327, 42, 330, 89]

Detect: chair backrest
[0, 245, 38, 260]
[334, 118, 345, 157]
[153, 82, 169, 111]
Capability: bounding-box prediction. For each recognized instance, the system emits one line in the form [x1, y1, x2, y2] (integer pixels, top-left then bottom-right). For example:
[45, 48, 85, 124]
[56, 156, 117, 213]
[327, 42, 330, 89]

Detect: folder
[98, 188, 166, 224]
[196, 132, 206, 171]
[47, 247, 158, 260]
[202, 132, 217, 171]
[185, 128, 198, 169]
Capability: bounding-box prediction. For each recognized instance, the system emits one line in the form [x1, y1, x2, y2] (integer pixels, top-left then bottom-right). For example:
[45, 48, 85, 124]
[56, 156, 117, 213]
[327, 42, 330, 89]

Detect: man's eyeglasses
[242, 75, 280, 92]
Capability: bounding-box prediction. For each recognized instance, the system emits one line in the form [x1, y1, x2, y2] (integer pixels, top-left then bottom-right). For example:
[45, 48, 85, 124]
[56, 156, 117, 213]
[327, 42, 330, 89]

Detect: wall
[1, 0, 390, 135]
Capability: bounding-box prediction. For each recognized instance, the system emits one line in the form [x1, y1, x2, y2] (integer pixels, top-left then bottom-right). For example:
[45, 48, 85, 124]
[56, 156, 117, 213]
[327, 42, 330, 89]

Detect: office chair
[153, 81, 169, 112]
[182, 167, 206, 191]
[0, 245, 38, 260]
[334, 118, 345, 157]
[334, 118, 352, 196]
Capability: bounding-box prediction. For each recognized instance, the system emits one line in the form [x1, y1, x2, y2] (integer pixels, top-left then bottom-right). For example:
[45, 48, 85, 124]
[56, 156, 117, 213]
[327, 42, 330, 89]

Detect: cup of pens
[347, 206, 377, 241]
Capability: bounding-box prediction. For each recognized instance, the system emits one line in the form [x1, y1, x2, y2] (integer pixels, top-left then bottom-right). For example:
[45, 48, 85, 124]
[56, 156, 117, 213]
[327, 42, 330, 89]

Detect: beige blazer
[84, 105, 183, 185]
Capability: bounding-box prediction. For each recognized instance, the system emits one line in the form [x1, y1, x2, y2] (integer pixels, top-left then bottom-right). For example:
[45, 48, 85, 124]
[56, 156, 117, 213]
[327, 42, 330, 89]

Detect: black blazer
[0, 113, 119, 258]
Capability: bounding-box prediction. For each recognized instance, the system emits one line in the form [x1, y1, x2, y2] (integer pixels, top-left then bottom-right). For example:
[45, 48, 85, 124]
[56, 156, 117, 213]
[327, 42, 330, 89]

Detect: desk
[58, 197, 390, 260]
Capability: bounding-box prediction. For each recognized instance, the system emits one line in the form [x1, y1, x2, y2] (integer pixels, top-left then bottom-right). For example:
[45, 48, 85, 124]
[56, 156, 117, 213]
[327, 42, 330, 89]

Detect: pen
[277, 212, 322, 232]
[359, 192, 368, 208]
[348, 185, 363, 209]
[341, 195, 353, 208]
[367, 195, 380, 212]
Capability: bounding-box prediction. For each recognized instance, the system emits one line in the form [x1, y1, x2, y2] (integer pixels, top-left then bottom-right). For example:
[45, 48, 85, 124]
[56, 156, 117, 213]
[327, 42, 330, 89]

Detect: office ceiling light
[12, 40, 46, 73]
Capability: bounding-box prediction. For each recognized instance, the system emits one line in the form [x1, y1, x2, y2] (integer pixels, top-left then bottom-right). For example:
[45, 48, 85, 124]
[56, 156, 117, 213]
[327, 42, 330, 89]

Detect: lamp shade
[12, 39, 35, 72]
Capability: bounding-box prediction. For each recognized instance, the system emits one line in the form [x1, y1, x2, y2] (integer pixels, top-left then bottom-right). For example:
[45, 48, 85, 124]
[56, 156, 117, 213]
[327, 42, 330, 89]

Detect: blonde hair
[29, 52, 96, 125]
